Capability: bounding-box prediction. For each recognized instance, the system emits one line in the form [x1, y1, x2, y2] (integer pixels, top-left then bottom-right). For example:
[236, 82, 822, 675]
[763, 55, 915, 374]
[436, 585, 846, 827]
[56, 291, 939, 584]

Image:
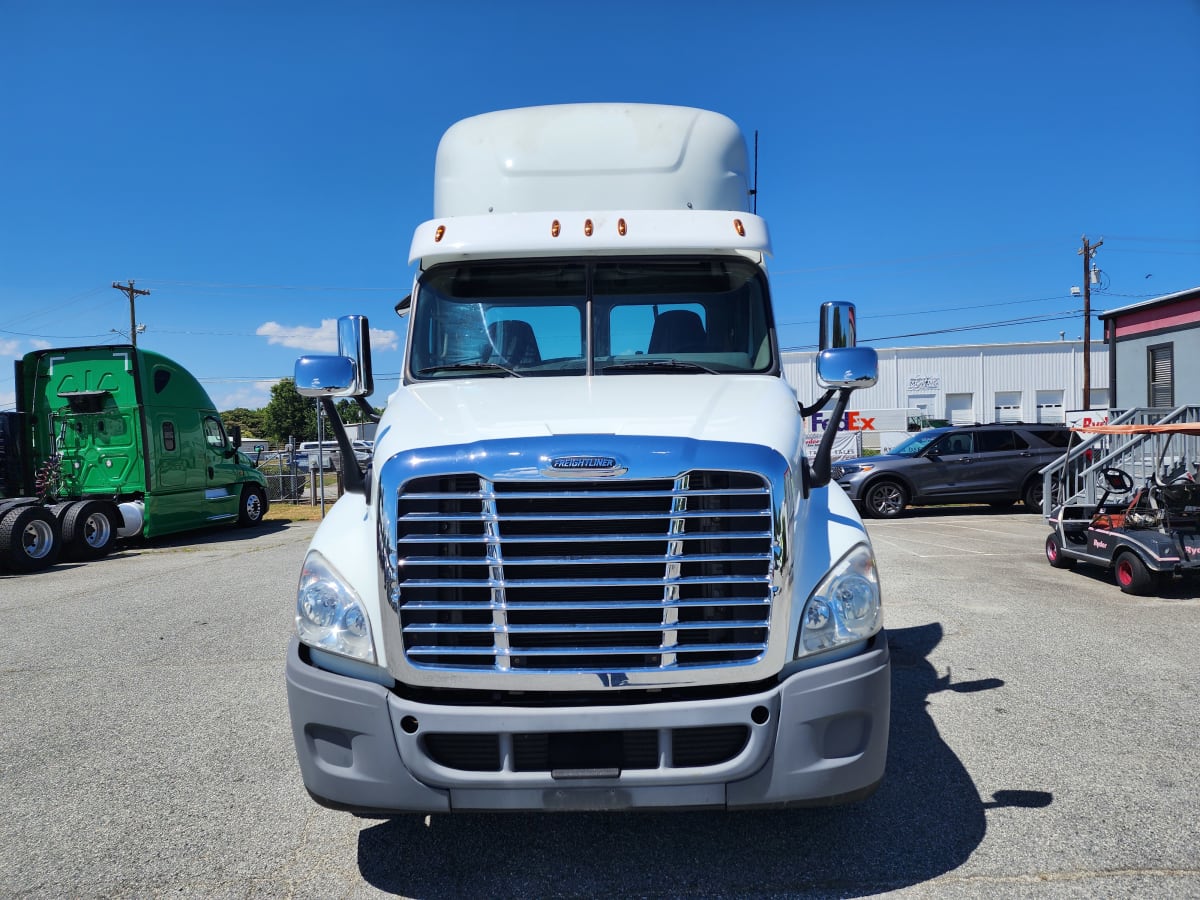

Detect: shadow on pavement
[112, 520, 296, 554]
[355, 623, 1052, 897]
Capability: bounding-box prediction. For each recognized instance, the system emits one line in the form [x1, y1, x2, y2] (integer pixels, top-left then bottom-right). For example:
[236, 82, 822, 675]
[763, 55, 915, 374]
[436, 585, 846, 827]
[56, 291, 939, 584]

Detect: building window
[1148, 343, 1174, 408]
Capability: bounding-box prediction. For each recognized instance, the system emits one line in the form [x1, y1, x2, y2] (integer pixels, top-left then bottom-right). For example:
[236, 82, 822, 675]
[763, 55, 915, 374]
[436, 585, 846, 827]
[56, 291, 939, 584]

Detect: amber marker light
[733, 218, 746, 237]
[617, 218, 627, 236]
[551, 220, 561, 237]
[434, 224, 446, 242]
[584, 219, 594, 237]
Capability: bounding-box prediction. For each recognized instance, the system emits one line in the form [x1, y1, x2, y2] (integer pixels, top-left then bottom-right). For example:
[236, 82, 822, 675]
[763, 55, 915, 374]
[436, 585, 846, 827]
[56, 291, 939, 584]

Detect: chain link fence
[253, 452, 345, 504]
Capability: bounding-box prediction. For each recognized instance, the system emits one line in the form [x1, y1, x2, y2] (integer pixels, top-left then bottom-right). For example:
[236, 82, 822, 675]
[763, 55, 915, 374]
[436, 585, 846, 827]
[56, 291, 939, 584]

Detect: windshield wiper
[601, 359, 720, 375]
[417, 363, 522, 378]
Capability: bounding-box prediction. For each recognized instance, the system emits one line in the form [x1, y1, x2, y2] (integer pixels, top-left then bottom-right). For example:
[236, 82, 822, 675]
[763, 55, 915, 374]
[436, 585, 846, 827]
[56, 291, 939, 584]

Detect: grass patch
[266, 502, 330, 522]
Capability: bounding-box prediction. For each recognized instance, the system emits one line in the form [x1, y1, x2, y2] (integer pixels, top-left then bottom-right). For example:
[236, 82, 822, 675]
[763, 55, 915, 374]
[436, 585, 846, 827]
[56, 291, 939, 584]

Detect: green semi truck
[0, 344, 269, 572]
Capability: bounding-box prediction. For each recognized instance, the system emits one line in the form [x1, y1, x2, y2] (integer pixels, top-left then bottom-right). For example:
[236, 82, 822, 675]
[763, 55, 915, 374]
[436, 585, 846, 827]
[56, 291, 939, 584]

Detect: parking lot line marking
[868, 534, 1003, 556]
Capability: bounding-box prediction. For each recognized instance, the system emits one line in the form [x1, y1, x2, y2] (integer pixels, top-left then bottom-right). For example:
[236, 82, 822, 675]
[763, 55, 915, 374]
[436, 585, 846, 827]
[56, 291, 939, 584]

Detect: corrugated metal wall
[783, 340, 1109, 424]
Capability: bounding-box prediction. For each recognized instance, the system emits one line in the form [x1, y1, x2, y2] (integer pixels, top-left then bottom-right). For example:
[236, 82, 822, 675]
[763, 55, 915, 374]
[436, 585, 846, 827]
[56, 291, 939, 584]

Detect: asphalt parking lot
[2, 508, 1198, 898]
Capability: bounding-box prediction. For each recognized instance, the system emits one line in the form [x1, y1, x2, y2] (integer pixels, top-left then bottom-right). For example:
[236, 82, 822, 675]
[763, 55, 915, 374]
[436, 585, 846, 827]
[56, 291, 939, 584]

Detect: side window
[936, 432, 974, 454]
[1030, 429, 1070, 448]
[162, 421, 177, 452]
[976, 430, 1018, 453]
[202, 416, 226, 452]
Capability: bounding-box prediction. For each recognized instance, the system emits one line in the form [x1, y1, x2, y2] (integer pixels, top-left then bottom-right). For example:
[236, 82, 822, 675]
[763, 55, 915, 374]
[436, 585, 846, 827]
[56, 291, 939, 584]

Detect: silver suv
[831, 423, 1074, 518]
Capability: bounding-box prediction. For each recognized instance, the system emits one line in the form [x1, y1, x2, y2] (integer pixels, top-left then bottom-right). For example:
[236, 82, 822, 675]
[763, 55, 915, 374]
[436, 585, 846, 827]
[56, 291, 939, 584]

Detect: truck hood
[376, 375, 802, 459]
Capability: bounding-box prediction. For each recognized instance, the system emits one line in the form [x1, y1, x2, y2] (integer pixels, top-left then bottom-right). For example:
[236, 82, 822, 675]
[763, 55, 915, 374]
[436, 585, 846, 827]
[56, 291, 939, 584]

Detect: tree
[335, 398, 363, 425]
[221, 407, 266, 437]
[262, 379, 317, 446]
[334, 399, 383, 426]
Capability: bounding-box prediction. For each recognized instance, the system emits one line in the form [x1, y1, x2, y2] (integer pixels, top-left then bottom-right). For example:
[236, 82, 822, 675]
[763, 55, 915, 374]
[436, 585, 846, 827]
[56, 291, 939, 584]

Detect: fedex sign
[810, 410, 876, 432]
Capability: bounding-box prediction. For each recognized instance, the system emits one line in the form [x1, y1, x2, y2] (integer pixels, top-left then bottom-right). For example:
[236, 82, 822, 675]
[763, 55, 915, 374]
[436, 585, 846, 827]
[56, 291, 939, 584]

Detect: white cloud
[257, 320, 339, 352]
[256, 320, 400, 353]
[367, 326, 400, 351]
[213, 380, 279, 412]
[0, 339, 21, 357]
[30, 339, 52, 350]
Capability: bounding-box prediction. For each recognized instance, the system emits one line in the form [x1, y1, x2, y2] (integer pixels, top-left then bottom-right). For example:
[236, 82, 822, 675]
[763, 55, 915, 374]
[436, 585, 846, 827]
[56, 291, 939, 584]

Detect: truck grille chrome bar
[389, 468, 773, 674]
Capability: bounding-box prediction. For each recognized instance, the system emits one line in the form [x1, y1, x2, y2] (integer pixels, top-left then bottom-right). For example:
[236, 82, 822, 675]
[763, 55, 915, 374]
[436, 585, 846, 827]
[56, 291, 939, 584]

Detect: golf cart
[1045, 422, 1200, 595]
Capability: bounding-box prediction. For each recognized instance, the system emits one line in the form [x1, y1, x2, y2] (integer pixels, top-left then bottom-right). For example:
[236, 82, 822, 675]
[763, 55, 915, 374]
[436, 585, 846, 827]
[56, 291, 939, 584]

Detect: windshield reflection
[888, 430, 948, 457]
[407, 257, 776, 380]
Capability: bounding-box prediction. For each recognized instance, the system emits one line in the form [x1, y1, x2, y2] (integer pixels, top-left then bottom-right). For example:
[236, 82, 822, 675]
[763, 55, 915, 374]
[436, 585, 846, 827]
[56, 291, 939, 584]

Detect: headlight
[832, 464, 873, 478]
[796, 543, 882, 657]
[295, 550, 377, 663]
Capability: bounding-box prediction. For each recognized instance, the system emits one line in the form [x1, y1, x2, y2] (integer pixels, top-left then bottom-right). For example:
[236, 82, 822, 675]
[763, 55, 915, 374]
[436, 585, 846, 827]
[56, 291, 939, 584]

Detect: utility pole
[1080, 237, 1104, 410]
[111, 279, 151, 347]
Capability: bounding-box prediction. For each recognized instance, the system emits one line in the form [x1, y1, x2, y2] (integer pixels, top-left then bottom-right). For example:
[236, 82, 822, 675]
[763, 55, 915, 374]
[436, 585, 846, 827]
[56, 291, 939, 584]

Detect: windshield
[407, 257, 775, 380]
[888, 429, 948, 456]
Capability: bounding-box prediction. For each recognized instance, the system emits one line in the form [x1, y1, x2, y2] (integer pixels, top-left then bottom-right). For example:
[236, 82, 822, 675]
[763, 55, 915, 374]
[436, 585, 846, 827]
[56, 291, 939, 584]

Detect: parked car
[295, 440, 372, 470]
[832, 423, 1075, 518]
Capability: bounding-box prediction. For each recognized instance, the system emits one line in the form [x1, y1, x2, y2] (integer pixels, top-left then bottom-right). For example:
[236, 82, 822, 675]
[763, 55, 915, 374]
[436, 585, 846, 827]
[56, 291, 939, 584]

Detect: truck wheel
[1114, 550, 1154, 595]
[0, 505, 62, 572]
[62, 500, 118, 560]
[1045, 533, 1075, 569]
[862, 480, 907, 519]
[238, 485, 269, 527]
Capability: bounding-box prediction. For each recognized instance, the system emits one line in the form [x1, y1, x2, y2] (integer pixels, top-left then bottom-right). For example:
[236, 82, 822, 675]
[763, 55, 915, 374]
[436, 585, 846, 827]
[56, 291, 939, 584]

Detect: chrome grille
[393, 470, 774, 673]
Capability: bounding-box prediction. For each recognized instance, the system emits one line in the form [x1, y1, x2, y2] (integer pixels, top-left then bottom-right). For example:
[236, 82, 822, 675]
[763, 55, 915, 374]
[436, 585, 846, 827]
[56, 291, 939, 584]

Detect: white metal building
[783, 339, 1109, 425]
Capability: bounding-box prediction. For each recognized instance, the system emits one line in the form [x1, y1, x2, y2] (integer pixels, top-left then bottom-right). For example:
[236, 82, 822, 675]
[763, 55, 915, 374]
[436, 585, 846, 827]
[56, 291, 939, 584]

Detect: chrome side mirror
[819, 301, 857, 350]
[294, 315, 374, 398]
[816, 346, 878, 390]
[294, 355, 357, 397]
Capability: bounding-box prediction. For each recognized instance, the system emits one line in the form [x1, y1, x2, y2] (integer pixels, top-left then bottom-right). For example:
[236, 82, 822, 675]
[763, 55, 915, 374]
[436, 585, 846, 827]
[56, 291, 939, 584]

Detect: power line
[0, 328, 116, 339]
[137, 279, 405, 292]
[776, 292, 1075, 329]
[1102, 235, 1200, 244]
[769, 239, 1057, 276]
[782, 308, 1083, 350]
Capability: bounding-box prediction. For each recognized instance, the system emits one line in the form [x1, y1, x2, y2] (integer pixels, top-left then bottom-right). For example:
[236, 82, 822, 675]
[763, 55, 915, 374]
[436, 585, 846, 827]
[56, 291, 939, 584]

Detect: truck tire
[1045, 533, 1075, 569]
[1114, 550, 1155, 596]
[238, 485, 269, 527]
[0, 505, 62, 572]
[862, 480, 907, 519]
[62, 500, 118, 561]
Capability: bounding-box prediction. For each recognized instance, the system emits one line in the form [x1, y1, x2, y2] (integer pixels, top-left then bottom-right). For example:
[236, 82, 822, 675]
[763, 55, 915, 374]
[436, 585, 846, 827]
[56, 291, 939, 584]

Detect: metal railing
[1038, 406, 1200, 517]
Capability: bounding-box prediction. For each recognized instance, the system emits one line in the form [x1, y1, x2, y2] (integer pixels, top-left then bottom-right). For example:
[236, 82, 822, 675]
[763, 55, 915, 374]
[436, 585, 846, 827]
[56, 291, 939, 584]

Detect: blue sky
[2, 1, 1197, 412]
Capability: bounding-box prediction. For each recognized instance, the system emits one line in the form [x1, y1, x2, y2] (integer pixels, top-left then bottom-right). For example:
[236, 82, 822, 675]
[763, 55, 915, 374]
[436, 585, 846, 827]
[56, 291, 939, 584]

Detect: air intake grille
[393, 471, 774, 673]
[422, 725, 750, 773]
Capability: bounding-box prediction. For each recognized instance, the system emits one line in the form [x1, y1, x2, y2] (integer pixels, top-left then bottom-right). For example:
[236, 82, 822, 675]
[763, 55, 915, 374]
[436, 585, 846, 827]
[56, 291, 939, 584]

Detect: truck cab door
[202, 415, 240, 523]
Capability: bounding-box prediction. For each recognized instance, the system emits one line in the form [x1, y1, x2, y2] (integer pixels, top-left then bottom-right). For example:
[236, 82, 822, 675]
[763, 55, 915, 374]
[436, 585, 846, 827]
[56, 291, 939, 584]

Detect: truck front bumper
[285, 634, 890, 813]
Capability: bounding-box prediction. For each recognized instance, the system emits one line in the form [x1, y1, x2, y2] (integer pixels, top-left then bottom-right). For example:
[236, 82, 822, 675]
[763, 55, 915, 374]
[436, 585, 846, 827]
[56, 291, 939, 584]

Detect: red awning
[1073, 422, 1200, 436]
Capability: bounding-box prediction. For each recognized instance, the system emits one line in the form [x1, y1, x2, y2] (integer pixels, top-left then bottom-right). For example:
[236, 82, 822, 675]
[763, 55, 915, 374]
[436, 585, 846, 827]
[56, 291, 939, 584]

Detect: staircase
[1038, 405, 1200, 517]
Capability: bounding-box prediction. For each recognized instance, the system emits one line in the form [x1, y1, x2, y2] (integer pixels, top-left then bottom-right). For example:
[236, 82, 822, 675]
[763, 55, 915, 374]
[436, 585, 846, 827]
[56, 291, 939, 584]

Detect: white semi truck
[285, 103, 890, 813]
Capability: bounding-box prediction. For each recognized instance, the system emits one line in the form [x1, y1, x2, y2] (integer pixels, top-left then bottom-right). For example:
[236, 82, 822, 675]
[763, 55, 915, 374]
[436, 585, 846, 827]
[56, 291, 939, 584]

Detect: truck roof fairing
[433, 104, 752, 218]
